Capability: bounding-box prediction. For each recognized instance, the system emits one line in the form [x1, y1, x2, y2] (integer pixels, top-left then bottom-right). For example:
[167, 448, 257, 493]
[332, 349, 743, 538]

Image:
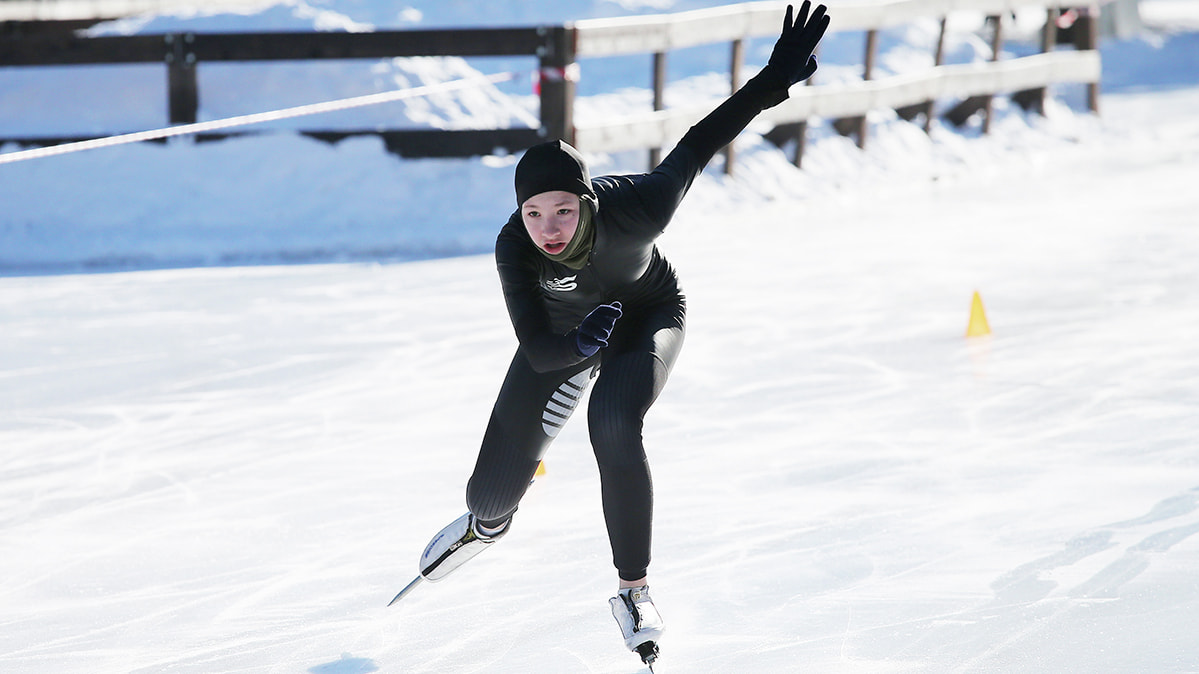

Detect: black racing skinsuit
[466, 70, 789, 581]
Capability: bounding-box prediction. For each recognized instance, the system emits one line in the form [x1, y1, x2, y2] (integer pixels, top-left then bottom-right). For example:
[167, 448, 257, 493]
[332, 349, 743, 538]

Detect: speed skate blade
[387, 575, 424, 607]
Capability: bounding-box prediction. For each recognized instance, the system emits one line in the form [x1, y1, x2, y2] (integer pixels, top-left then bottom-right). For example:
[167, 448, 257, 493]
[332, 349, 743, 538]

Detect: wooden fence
[0, 23, 570, 156]
[570, 0, 1102, 169]
[1, 0, 1103, 169]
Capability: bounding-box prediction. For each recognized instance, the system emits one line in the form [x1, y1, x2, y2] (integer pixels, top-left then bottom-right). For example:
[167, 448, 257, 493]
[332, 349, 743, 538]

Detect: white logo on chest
[544, 275, 578, 292]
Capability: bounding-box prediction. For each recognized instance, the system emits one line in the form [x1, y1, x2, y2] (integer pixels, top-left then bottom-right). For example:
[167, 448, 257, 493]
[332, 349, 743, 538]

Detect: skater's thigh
[489, 350, 599, 451]
[594, 301, 686, 417]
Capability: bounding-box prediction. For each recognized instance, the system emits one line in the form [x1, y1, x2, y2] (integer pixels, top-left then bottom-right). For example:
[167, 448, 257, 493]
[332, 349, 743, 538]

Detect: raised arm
[678, 1, 830, 165]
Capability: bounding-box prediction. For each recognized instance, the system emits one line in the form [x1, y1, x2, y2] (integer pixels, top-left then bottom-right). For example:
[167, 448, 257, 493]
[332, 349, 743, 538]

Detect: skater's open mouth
[544, 242, 567, 254]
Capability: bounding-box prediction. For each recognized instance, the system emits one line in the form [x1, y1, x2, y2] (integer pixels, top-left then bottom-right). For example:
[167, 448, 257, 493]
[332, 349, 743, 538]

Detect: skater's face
[521, 190, 580, 256]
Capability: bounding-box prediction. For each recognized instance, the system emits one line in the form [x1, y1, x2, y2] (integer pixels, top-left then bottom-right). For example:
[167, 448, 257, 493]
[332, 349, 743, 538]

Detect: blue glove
[575, 302, 622, 357]
[766, 2, 830, 86]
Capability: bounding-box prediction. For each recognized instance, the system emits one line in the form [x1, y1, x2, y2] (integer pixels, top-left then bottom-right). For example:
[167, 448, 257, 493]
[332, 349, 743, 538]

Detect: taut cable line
[0, 71, 517, 165]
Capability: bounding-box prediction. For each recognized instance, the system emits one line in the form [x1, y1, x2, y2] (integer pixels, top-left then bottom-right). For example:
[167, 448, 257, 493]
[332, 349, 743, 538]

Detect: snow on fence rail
[574, 47, 1101, 155]
[570, 0, 1104, 168]
[0, 0, 265, 22]
[573, 0, 1076, 54]
[0, 0, 1103, 168]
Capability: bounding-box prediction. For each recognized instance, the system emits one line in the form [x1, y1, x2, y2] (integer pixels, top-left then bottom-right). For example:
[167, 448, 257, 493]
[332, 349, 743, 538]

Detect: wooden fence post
[895, 18, 946, 130]
[1014, 8, 1059, 114]
[1076, 6, 1101, 113]
[793, 121, 808, 168]
[928, 17, 947, 132]
[944, 15, 1003, 130]
[982, 14, 1003, 133]
[834, 29, 875, 148]
[165, 32, 198, 125]
[538, 25, 577, 145]
[860, 28, 876, 146]
[650, 50, 666, 169]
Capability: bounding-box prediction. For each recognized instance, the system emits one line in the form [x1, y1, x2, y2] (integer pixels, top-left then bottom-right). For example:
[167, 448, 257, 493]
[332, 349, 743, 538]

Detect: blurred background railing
[1, 0, 1111, 172]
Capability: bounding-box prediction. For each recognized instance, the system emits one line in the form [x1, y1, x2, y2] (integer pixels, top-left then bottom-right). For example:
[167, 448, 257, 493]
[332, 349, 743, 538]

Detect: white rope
[0, 71, 516, 166]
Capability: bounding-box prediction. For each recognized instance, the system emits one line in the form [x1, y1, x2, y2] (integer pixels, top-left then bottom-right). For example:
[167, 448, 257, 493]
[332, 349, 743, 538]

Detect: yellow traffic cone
[966, 291, 991, 338]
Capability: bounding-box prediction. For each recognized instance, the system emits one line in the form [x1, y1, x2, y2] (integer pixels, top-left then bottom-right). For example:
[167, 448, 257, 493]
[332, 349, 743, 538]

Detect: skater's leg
[467, 351, 597, 526]
[421, 352, 595, 581]
[466, 414, 542, 528]
[589, 303, 684, 582]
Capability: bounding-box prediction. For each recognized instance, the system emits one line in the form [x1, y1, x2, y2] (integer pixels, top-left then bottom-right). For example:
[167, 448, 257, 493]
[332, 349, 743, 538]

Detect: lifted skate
[610, 585, 664, 670]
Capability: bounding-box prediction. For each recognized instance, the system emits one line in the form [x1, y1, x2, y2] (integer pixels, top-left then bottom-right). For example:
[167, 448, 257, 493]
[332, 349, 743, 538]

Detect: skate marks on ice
[990, 486, 1199, 604]
[820, 486, 1199, 671]
[936, 486, 1199, 670]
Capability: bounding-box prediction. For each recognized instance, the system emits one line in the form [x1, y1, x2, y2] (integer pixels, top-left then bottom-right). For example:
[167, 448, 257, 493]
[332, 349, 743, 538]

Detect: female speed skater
[412, 2, 829, 665]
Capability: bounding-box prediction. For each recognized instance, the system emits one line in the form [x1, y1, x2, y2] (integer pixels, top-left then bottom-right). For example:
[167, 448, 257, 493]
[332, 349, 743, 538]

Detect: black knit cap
[514, 140, 597, 208]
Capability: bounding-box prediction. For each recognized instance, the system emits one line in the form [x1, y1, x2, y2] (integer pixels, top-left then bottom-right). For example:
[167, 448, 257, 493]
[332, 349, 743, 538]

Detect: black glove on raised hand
[766, 1, 830, 87]
[575, 302, 622, 358]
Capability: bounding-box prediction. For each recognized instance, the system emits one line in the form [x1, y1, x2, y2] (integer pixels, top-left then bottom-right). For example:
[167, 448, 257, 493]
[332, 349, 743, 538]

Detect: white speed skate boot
[419, 513, 509, 582]
[610, 585, 664, 668]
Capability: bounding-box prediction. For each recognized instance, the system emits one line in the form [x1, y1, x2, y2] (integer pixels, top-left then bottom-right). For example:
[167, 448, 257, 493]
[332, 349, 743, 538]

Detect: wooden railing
[0, 23, 572, 157]
[570, 0, 1102, 169]
[0, 0, 1102, 168]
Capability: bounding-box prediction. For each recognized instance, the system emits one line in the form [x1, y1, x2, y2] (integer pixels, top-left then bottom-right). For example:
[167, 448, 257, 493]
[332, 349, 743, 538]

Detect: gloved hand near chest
[575, 302, 623, 357]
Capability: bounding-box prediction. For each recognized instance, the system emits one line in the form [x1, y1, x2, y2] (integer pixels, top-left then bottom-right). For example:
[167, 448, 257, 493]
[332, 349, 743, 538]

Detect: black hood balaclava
[515, 140, 597, 207]
[514, 140, 599, 269]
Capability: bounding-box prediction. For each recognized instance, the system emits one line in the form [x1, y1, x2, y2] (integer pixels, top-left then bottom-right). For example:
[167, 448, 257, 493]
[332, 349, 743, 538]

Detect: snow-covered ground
[2, 1, 1199, 672]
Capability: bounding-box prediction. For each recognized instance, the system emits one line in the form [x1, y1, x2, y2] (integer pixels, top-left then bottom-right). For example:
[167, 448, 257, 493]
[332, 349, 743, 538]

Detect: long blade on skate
[387, 575, 423, 606]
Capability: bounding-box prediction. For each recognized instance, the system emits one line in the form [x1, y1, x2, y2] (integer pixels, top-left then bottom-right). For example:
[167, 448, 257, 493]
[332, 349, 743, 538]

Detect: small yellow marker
[966, 291, 992, 338]
[535, 461, 547, 478]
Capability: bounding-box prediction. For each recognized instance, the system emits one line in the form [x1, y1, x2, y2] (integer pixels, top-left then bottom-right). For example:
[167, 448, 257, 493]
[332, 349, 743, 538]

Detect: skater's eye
[524, 209, 540, 218]
[557, 208, 573, 215]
